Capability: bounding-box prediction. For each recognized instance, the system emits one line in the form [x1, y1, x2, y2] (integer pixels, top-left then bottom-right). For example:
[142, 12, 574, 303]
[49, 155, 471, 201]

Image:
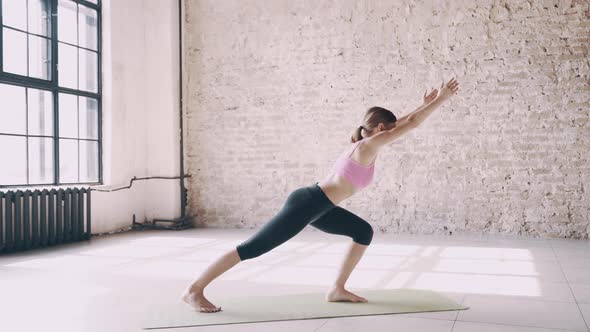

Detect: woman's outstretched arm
[409, 78, 459, 125]
[364, 78, 459, 150]
[396, 88, 439, 126]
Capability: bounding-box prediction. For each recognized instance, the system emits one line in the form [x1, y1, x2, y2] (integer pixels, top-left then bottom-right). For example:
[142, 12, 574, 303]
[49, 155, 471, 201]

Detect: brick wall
[183, 0, 590, 239]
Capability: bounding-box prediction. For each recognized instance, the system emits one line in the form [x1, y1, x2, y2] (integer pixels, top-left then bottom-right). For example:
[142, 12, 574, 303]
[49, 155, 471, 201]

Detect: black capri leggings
[236, 182, 374, 261]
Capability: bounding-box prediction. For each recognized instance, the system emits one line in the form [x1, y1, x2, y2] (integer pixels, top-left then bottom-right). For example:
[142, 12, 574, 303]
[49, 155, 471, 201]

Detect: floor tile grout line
[450, 319, 458, 332]
[452, 319, 589, 332]
[457, 289, 583, 331]
[313, 318, 330, 332]
[313, 315, 461, 331]
[311, 309, 588, 332]
[390, 315, 464, 323]
[449, 293, 466, 332]
[551, 245, 590, 332]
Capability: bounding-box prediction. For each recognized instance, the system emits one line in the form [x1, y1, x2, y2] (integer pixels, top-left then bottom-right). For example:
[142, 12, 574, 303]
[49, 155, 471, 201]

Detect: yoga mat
[142, 288, 469, 329]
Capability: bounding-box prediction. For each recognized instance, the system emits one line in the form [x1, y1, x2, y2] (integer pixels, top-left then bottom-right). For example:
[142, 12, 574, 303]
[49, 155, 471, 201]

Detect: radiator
[0, 188, 91, 253]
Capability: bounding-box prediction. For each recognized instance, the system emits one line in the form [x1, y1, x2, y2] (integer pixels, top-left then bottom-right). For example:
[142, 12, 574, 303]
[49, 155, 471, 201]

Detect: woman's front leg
[326, 241, 370, 303]
[308, 206, 374, 302]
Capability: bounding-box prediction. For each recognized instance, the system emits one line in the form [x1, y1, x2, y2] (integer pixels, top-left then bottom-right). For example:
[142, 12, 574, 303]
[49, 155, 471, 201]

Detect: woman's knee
[236, 242, 268, 261]
[353, 221, 374, 246]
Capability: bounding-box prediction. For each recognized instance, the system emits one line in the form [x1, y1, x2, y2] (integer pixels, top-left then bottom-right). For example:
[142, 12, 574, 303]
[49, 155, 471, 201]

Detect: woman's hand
[438, 77, 459, 101]
[423, 88, 438, 105]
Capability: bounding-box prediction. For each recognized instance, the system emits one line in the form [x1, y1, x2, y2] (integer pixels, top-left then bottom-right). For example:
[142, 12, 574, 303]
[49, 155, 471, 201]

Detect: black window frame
[0, 0, 102, 188]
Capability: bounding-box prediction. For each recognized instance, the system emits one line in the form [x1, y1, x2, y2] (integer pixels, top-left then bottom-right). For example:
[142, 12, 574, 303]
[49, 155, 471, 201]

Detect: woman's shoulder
[357, 139, 381, 162]
[357, 137, 381, 153]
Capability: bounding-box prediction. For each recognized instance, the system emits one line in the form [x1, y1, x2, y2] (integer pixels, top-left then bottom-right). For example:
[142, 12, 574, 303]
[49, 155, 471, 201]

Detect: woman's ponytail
[351, 125, 364, 143]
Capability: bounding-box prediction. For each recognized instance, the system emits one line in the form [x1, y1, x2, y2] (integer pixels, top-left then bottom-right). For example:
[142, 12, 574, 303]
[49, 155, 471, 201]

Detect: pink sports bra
[329, 140, 375, 189]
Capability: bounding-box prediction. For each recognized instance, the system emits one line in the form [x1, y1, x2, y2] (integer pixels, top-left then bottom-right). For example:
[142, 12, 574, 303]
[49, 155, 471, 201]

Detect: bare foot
[181, 288, 222, 313]
[325, 285, 368, 303]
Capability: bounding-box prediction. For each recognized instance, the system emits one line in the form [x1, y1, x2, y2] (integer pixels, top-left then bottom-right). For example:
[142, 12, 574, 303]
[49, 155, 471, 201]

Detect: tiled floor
[1, 227, 589, 332]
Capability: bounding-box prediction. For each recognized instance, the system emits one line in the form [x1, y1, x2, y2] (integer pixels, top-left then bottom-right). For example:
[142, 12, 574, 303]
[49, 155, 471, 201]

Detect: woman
[182, 77, 460, 313]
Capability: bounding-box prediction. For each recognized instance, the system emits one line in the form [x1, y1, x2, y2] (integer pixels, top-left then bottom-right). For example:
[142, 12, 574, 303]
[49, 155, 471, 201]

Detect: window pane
[58, 93, 77, 138]
[28, 88, 53, 136]
[28, 137, 54, 184]
[29, 35, 52, 80]
[58, 42, 77, 89]
[0, 135, 27, 185]
[28, 0, 52, 37]
[3, 28, 27, 76]
[86, 0, 98, 4]
[57, 0, 77, 45]
[78, 5, 97, 50]
[59, 138, 77, 183]
[79, 49, 98, 92]
[79, 140, 98, 182]
[2, 0, 27, 31]
[79, 97, 98, 139]
[0, 83, 26, 135]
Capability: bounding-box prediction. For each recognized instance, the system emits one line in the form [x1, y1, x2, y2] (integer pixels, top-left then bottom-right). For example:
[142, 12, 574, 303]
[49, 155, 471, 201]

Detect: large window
[0, 0, 101, 187]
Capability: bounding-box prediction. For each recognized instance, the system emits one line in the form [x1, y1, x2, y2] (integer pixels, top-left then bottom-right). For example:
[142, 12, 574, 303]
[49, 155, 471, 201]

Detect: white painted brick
[183, 0, 590, 239]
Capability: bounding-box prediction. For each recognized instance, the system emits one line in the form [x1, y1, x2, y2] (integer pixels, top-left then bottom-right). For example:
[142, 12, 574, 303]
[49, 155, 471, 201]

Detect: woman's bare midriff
[317, 176, 358, 206]
[317, 140, 378, 206]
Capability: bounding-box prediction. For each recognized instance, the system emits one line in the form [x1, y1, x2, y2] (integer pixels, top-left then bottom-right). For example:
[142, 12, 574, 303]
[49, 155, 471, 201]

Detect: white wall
[183, 0, 590, 239]
[93, 0, 181, 233]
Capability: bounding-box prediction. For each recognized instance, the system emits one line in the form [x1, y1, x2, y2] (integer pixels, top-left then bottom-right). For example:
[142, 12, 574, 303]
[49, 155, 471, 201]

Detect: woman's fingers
[446, 78, 459, 89]
[424, 88, 438, 101]
[449, 78, 459, 94]
[436, 77, 459, 97]
[432, 77, 459, 97]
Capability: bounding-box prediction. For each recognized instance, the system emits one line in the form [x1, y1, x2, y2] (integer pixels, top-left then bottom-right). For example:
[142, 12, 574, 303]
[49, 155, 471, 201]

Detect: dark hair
[351, 106, 397, 143]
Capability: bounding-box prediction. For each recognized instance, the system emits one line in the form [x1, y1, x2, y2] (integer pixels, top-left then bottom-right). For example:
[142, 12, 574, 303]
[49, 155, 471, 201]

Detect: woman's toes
[351, 294, 366, 302]
[200, 306, 221, 313]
